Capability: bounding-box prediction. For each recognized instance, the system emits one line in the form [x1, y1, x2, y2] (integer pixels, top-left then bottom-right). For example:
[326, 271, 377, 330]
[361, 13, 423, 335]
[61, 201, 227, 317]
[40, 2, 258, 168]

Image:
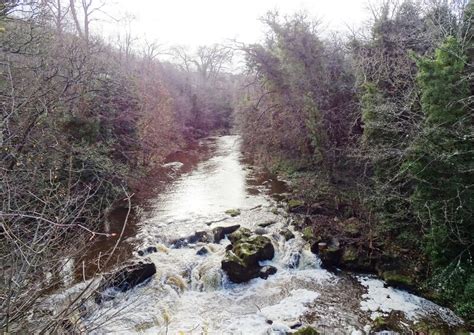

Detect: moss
[228, 228, 253, 244]
[302, 227, 313, 241]
[382, 271, 416, 289]
[225, 209, 241, 217]
[292, 326, 319, 335]
[288, 199, 304, 210]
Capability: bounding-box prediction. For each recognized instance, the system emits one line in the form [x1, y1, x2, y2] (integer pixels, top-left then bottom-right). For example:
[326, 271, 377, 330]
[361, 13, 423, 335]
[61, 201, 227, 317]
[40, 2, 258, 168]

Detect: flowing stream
[60, 135, 463, 334]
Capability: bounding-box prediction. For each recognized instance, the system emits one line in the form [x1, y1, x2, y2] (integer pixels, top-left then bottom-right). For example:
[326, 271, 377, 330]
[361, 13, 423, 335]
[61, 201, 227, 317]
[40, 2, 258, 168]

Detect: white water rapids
[50, 136, 464, 334]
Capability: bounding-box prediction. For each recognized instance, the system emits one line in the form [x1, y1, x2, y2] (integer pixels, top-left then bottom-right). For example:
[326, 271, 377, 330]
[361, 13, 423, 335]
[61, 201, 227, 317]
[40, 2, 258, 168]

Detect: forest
[0, 0, 473, 333]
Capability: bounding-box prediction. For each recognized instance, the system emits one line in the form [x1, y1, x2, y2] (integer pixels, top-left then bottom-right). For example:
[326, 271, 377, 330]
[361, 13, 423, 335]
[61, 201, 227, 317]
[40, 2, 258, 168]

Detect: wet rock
[96, 262, 156, 303]
[228, 227, 253, 244]
[259, 220, 276, 228]
[317, 246, 343, 269]
[196, 247, 209, 256]
[290, 322, 303, 329]
[212, 224, 241, 243]
[281, 228, 295, 241]
[254, 227, 268, 235]
[225, 208, 241, 217]
[259, 265, 277, 279]
[171, 231, 211, 248]
[292, 326, 320, 334]
[381, 271, 416, 291]
[137, 246, 158, 256]
[233, 235, 275, 264]
[222, 228, 276, 283]
[188, 231, 211, 244]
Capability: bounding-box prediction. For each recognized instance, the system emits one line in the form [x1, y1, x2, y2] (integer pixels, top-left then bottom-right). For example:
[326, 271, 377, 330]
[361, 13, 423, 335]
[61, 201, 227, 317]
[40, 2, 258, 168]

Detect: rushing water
[62, 135, 463, 334]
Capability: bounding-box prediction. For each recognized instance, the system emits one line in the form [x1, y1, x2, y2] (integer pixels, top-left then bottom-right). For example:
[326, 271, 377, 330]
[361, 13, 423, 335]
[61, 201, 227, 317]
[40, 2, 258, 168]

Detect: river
[50, 135, 464, 334]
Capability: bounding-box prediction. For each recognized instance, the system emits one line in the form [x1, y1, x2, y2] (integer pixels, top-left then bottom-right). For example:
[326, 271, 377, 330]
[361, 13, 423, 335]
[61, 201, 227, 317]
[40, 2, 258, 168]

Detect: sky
[99, 0, 371, 48]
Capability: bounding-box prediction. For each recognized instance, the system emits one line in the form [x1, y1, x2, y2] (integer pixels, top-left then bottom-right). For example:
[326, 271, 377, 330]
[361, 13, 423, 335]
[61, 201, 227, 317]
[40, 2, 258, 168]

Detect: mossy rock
[222, 234, 275, 283]
[281, 228, 295, 241]
[233, 235, 275, 263]
[228, 227, 253, 244]
[288, 199, 305, 212]
[225, 209, 241, 217]
[371, 312, 405, 333]
[318, 246, 343, 269]
[292, 326, 319, 335]
[302, 227, 313, 241]
[382, 270, 416, 290]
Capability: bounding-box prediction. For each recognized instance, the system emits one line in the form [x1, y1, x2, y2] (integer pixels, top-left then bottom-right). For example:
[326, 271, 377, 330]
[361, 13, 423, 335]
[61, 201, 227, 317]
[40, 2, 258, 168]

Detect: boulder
[96, 262, 156, 303]
[171, 231, 211, 248]
[259, 265, 277, 279]
[317, 246, 343, 269]
[221, 228, 276, 283]
[212, 224, 241, 243]
[228, 227, 253, 244]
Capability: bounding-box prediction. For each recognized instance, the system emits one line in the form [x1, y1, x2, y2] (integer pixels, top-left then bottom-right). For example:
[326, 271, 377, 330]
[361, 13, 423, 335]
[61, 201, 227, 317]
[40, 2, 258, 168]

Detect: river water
[69, 135, 463, 334]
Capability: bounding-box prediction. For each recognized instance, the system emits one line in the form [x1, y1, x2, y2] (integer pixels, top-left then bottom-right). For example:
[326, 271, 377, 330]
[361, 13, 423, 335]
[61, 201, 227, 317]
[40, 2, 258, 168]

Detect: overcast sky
[100, 0, 371, 48]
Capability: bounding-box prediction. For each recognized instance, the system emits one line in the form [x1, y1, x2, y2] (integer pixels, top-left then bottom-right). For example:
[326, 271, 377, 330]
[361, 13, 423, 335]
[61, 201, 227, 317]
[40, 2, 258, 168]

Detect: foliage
[409, 36, 473, 318]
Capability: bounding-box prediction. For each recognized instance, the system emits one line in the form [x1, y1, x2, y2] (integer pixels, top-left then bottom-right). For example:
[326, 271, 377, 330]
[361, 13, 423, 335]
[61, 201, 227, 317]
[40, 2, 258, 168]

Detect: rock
[137, 246, 157, 256]
[281, 228, 295, 241]
[233, 235, 275, 264]
[212, 224, 241, 243]
[171, 231, 211, 248]
[317, 246, 343, 269]
[292, 326, 320, 335]
[228, 227, 253, 244]
[302, 227, 314, 241]
[287, 199, 305, 213]
[221, 229, 276, 283]
[96, 262, 156, 303]
[196, 247, 209, 256]
[259, 265, 277, 279]
[290, 322, 303, 329]
[225, 209, 241, 217]
[381, 271, 416, 290]
[254, 227, 268, 235]
[258, 220, 276, 228]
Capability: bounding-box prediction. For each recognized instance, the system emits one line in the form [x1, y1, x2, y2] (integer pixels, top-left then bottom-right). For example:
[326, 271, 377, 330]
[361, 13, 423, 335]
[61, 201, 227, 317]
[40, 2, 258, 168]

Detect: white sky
[99, 0, 371, 48]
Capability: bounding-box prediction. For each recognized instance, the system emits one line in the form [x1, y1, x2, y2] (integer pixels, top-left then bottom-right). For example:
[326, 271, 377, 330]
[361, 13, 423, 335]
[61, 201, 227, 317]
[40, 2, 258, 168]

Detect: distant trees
[168, 44, 235, 131]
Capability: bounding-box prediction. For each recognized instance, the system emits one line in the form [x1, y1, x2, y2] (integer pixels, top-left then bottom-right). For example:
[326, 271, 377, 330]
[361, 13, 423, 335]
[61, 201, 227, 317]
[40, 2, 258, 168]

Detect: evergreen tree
[411, 36, 473, 319]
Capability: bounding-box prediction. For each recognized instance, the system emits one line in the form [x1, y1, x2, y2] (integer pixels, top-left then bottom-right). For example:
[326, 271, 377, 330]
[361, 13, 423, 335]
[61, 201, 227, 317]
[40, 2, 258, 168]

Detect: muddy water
[81, 135, 463, 334]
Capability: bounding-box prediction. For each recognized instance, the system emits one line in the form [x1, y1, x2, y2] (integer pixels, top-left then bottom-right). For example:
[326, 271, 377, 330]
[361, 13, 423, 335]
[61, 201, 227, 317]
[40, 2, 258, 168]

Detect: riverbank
[264, 166, 473, 332]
